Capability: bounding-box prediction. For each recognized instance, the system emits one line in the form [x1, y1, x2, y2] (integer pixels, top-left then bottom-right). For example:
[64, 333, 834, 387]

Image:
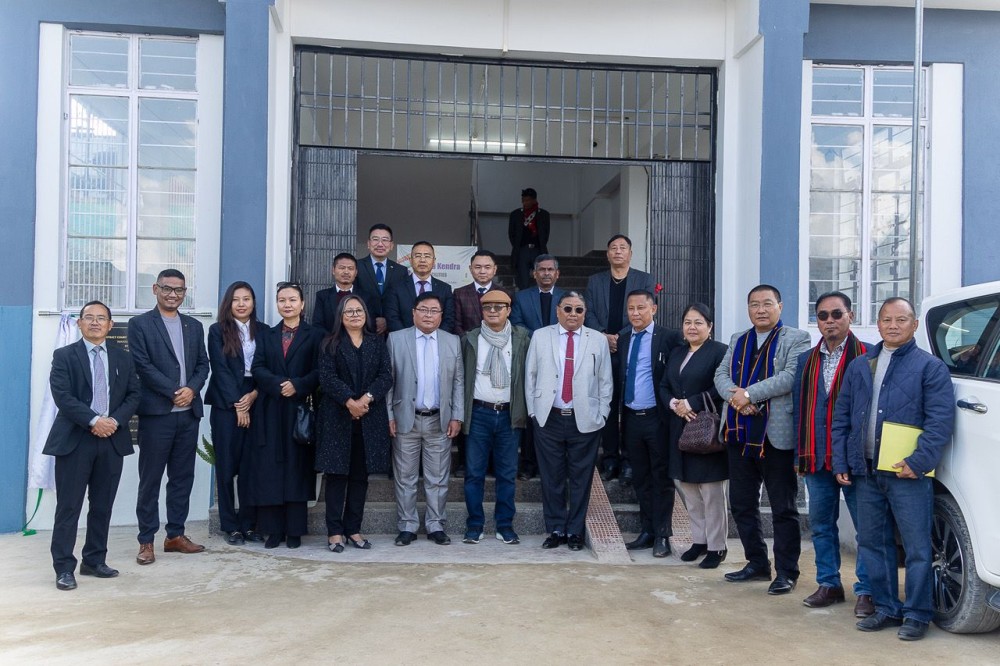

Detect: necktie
[561, 331, 574, 404]
[418, 280, 428, 295]
[478, 287, 487, 295]
[91, 347, 109, 416]
[624, 330, 645, 405]
[375, 262, 385, 294]
[422, 334, 436, 408]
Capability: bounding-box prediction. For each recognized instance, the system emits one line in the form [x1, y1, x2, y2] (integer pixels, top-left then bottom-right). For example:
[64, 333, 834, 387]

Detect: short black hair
[521, 188, 537, 198]
[333, 252, 358, 268]
[626, 289, 654, 303]
[815, 291, 852, 313]
[156, 268, 186, 283]
[747, 284, 782, 303]
[79, 300, 112, 320]
[878, 296, 916, 318]
[368, 223, 393, 238]
[471, 249, 497, 264]
[413, 292, 442, 309]
[682, 302, 714, 326]
[411, 240, 435, 253]
[607, 234, 632, 248]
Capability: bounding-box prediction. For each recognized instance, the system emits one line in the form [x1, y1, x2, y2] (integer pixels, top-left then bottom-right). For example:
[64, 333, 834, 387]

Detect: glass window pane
[68, 166, 128, 237]
[139, 39, 197, 91]
[69, 96, 129, 167]
[136, 240, 196, 310]
[873, 68, 926, 118]
[926, 297, 1000, 376]
[65, 238, 127, 309]
[139, 99, 197, 169]
[810, 125, 864, 190]
[872, 125, 914, 191]
[138, 169, 195, 238]
[809, 191, 862, 238]
[69, 35, 128, 88]
[812, 67, 863, 117]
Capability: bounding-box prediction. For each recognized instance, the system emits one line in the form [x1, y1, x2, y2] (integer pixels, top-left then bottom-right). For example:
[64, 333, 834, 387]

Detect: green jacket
[461, 324, 530, 434]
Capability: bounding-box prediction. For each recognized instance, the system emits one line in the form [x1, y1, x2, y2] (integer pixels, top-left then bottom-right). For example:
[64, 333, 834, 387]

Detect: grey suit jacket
[713, 325, 812, 450]
[386, 327, 465, 434]
[584, 268, 656, 333]
[524, 324, 613, 433]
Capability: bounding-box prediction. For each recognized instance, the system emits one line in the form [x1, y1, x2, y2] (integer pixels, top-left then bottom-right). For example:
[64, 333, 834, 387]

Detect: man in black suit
[46, 301, 141, 590]
[313, 252, 379, 333]
[508, 188, 550, 290]
[385, 240, 456, 333]
[128, 269, 210, 565]
[618, 290, 683, 557]
[356, 223, 409, 335]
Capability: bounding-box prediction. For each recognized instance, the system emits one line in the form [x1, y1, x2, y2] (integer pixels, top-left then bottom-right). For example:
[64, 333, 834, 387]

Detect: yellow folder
[877, 421, 935, 477]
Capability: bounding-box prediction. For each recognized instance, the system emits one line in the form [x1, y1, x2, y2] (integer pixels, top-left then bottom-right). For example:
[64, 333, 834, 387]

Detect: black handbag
[677, 392, 724, 455]
[292, 398, 315, 447]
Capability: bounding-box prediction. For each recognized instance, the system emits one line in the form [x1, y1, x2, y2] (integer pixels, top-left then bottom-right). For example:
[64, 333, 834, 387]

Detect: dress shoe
[286, 536, 301, 549]
[619, 462, 634, 487]
[542, 532, 567, 549]
[427, 531, 451, 545]
[517, 469, 535, 481]
[600, 460, 620, 482]
[567, 534, 584, 551]
[699, 549, 727, 569]
[348, 535, 372, 549]
[897, 619, 929, 641]
[725, 564, 772, 582]
[243, 530, 265, 543]
[856, 612, 903, 632]
[681, 543, 707, 562]
[854, 594, 875, 618]
[394, 531, 417, 546]
[136, 542, 155, 565]
[625, 532, 654, 550]
[264, 534, 283, 549]
[80, 563, 119, 578]
[225, 530, 245, 545]
[767, 574, 797, 595]
[802, 585, 845, 608]
[328, 537, 345, 553]
[164, 535, 205, 554]
[56, 572, 77, 590]
[652, 537, 671, 558]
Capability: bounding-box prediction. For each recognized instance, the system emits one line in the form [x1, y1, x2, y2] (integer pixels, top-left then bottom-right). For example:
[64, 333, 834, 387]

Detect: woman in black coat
[316, 295, 392, 552]
[658, 302, 729, 569]
[206, 281, 264, 545]
[249, 282, 324, 549]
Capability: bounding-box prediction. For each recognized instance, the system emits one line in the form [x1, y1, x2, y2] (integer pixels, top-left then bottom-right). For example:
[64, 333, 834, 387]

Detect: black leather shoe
[681, 543, 707, 562]
[225, 530, 245, 545]
[767, 574, 797, 595]
[699, 549, 727, 569]
[724, 564, 772, 582]
[394, 531, 417, 546]
[264, 534, 283, 549]
[619, 462, 634, 487]
[427, 531, 451, 545]
[625, 532, 655, 550]
[286, 536, 301, 549]
[567, 534, 584, 551]
[542, 532, 567, 549]
[897, 619, 929, 641]
[243, 530, 265, 543]
[856, 612, 903, 632]
[79, 563, 118, 578]
[652, 537, 671, 558]
[56, 572, 77, 590]
[600, 460, 620, 482]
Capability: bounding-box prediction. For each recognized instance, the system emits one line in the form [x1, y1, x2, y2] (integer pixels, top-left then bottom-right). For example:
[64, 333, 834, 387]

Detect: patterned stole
[723, 321, 783, 458]
[796, 332, 866, 474]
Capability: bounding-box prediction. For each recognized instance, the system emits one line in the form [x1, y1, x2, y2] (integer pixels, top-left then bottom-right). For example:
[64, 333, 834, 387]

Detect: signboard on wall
[395, 245, 478, 290]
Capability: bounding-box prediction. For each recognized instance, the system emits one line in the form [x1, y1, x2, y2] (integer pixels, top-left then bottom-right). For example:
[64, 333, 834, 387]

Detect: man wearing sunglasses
[525, 292, 613, 551]
[792, 292, 873, 617]
[127, 269, 210, 564]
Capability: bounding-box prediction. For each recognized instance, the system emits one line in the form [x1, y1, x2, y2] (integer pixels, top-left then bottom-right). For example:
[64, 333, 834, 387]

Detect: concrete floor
[2, 522, 997, 665]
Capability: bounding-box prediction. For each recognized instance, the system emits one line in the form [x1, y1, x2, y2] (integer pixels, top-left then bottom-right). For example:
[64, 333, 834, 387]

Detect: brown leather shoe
[803, 585, 846, 607]
[854, 594, 875, 618]
[136, 542, 155, 565]
[164, 535, 205, 554]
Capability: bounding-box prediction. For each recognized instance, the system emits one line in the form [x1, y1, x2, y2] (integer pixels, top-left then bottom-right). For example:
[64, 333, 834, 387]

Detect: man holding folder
[832, 297, 954, 641]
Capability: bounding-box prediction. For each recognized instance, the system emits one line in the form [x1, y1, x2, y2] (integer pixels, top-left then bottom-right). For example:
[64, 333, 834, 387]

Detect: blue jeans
[464, 406, 521, 531]
[856, 472, 935, 623]
[805, 469, 870, 595]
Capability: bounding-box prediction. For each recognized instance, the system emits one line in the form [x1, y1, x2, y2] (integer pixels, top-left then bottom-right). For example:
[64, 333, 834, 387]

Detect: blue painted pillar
[758, 0, 810, 324]
[220, 0, 272, 295]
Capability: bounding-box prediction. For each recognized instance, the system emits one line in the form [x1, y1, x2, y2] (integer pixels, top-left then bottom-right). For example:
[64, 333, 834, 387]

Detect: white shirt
[236, 319, 256, 376]
[411, 273, 433, 295]
[474, 281, 493, 293]
[553, 325, 580, 409]
[415, 327, 440, 410]
[82, 339, 110, 424]
[474, 333, 512, 403]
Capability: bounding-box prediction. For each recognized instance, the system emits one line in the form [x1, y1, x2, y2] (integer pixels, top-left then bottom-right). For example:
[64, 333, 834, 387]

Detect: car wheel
[932, 493, 1000, 633]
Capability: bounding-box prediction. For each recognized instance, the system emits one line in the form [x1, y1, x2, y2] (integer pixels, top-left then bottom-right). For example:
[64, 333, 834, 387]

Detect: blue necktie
[624, 330, 645, 405]
[375, 262, 385, 294]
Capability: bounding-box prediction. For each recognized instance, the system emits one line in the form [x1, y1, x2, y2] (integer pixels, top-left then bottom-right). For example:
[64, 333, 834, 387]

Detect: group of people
[46, 192, 953, 641]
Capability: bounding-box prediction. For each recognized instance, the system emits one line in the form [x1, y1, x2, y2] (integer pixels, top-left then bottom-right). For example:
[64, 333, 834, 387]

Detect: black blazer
[617, 324, 684, 421]
[507, 207, 551, 259]
[43, 339, 141, 458]
[384, 276, 456, 333]
[127, 308, 210, 417]
[205, 320, 263, 409]
[584, 268, 656, 333]
[355, 254, 409, 319]
[312, 284, 380, 334]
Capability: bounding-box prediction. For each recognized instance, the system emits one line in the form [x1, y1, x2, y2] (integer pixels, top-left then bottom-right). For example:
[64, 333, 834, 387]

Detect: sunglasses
[276, 281, 302, 291]
[816, 309, 846, 321]
[481, 303, 509, 312]
[561, 306, 585, 314]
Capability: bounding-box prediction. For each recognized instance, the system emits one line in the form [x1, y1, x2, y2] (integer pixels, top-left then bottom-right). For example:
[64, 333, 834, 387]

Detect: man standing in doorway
[356, 223, 409, 335]
[584, 234, 655, 485]
[128, 269, 210, 565]
[385, 241, 456, 334]
[508, 188, 550, 290]
[313, 252, 379, 333]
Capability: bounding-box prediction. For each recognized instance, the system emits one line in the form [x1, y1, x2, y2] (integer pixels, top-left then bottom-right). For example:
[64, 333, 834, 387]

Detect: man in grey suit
[714, 284, 811, 595]
[386, 292, 464, 546]
[584, 234, 656, 484]
[525, 291, 613, 551]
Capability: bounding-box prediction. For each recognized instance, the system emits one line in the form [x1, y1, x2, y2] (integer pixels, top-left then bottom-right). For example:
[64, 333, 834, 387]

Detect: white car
[919, 281, 1000, 633]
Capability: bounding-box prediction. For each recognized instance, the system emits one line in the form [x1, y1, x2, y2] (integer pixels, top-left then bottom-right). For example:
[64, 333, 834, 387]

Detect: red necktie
[562, 331, 574, 403]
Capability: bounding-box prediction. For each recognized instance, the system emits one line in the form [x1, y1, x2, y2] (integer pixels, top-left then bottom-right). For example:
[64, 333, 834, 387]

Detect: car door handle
[957, 398, 988, 414]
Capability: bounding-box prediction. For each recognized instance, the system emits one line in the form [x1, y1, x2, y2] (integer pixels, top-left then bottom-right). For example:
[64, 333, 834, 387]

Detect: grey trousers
[392, 413, 452, 533]
[677, 480, 729, 551]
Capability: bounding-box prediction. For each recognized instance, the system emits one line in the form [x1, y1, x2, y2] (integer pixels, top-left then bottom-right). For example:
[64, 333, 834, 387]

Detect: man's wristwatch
[365, 392, 374, 403]
[743, 390, 751, 402]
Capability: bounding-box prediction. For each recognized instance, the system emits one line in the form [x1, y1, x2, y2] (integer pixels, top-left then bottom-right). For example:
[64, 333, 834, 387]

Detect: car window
[925, 296, 1000, 377]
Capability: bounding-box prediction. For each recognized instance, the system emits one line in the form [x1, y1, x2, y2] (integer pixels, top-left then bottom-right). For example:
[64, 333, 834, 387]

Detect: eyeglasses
[816, 309, 846, 322]
[748, 300, 778, 311]
[156, 284, 187, 296]
[561, 306, 585, 314]
[411, 253, 434, 260]
[369, 236, 392, 244]
[343, 309, 365, 317]
[81, 315, 109, 324]
[482, 303, 509, 312]
[414, 307, 442, 315]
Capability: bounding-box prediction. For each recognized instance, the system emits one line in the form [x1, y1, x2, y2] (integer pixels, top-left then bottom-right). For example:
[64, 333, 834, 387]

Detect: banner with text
[395, 245, 478, 290]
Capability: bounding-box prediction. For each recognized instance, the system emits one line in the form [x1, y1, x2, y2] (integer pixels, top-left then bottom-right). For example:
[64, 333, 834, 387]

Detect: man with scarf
[792, 291, 873, 616]
[508, 188, 550, 290]
[714, 284, 811, 595]
[460, 289, 530, 545]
